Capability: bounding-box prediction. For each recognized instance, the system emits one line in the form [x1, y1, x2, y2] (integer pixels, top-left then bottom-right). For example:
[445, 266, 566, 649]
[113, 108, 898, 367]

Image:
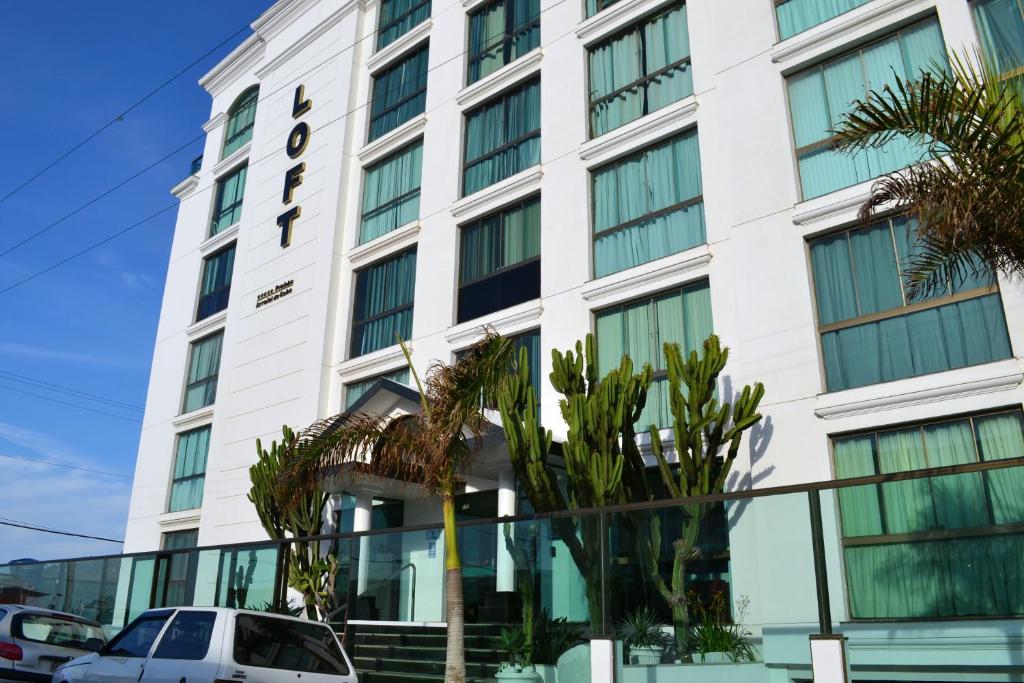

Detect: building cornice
[255, 1, 363, 78]
[771, 0, 931, 70]
[357, 114, 427, 165]
[450, 167, 543, 220]
[250, 0, 320, 42]
[185, 311, 227, 341]
[579, 96, 698, 166]
[581, 247, 712, 304]
[202, 112, 228, 134]
[455, 50, 543, 110]
[171, 406, 215, 429]
[445, 302, 544, 346]
[792, 189, 873, 228]
[338, 345, 411, 381]
[212, 143, 251, 178]
[366, 20, 433, 73]
[348, 222, 421, 267]
[575, 0, 679, 44]
[200, 36, 266, 98]
[200, 224, 240, 257]
[157, 511, 201, 529]
[170, 175, 200, 200]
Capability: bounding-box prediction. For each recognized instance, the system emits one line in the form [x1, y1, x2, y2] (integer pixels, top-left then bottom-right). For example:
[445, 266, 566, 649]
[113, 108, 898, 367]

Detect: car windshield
[15, 614, 105, 649]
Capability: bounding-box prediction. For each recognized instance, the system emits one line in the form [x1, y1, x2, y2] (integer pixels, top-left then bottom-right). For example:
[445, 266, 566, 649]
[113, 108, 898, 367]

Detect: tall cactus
[643, 336, 765, 656]
[498, 335, 655, 631]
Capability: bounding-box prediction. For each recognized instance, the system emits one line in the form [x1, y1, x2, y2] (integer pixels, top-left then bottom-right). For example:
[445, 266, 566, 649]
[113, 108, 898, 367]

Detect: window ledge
[348, 221, 421, 267]
[814, 360, 1024, 420]
[358, 114, 427, 166]
[581, 245, 712, 304]
[791, 187, 873, 229]
[455, 50, 543, 110]
[367, 20, 432, 73]
[200, 223, 240, 256]
[771, 0, 929, 70]
[186, 310, 228, 340]
[213, 142, 251, 178]
[445, 301, 543, 346]
[578, 96, 698, 166]
[172, 406, 215, 429]
[157, 510, 201, 529]
[339, 345, 411, 381]
[171, 175, 200, 200]
[451, 167, 543, 220]
[202, 112, 228, 134]
[576, 0, 677, 43]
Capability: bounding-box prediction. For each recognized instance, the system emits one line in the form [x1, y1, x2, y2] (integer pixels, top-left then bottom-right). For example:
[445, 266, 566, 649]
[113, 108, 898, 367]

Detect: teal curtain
[834, 436, 884, 537]
[584, 0, 619, 18]
[467, 0, 540, 85]
[163, 530, 199, 550]
[210, 165, 247, 236]
[369, 45, 429, 141]
[464, 79, 540, 195]
[588, 3, 691, 137]
[346, 368, 410, 409]
[459, 197, 540, 282]
[377, 0, 431, 49]
[595, 281, 712, 427]
[183, 333, 223, 413]
[223, 87, 258, 158]
[787, 19, 947, 199]
[592, 130, 704, 277]
[973, 0, 1024, 75]
[169, 427, 210, 512]
[201, 247, 234, 300]
[352, 249, 417, 356]
[361, 141, 423, 244]
[776, 0, 870, 40]
[810, 217, 1010, 392]
[513, 330, 541, 395]
[977, 412, 1024, 525]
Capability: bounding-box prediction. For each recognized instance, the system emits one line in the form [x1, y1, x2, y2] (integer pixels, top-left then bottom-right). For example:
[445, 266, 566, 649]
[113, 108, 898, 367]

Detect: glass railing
[189, 155, 203, 175]
[2, 456, 1023, 678]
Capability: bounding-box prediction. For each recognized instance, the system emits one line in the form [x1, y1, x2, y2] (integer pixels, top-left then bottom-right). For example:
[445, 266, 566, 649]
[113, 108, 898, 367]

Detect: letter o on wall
[287, 122, 311, 159]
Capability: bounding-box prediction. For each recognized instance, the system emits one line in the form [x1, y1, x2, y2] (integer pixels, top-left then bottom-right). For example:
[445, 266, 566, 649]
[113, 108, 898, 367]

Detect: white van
[53, 607, 357, 683]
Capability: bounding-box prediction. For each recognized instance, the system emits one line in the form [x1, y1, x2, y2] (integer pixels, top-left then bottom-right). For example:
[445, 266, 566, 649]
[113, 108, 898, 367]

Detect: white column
[495, 469, 516, 592]
[810, 635, 850, 683]
[589, 639, 616, 683]
[353, 492, 373, 594]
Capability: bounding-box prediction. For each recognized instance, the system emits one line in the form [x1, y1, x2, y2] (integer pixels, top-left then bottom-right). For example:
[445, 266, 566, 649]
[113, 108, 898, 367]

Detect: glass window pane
[369, 45, 429, 142]
[351, 249, 417, 357]
[463, 79, 540, 196]
[345, 368, 411, 409]
[152, 611, 216, 660]
[776, 0, 871, 40]
[183, 334, 223, 413]
[973, 0, 1024, 75]
[210, 166, 248, 236]
[361, 141, 423, 244]
[233, 614, 350, 675]
[467, 0, 540, 85]
[169, 427, 210, 513]
[223, 87, 258, 158]
[378, 0, 431, 49]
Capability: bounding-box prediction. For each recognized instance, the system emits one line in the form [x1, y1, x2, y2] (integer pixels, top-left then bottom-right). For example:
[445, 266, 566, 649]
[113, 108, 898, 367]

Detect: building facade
[121, 0, 1024, 677]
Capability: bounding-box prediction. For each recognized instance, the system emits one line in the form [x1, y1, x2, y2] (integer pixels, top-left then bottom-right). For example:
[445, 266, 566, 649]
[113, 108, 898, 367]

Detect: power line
[0, 518, 123, 544]
[0, 453, 132, 479]
[0, 382, 142, 423]
[0, 370, 143, 411]
[0, 21, 253, 204]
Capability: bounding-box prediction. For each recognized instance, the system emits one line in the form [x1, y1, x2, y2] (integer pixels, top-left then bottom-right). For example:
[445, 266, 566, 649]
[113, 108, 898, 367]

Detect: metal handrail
[327, 561, 417, 622]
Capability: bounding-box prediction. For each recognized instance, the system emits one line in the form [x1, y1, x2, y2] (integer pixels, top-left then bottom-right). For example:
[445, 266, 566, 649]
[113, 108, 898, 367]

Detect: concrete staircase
[345, 623, 504, 683]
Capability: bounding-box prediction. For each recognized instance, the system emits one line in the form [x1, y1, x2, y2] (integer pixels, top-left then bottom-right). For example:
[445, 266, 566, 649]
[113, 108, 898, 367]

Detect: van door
[85, 611, 174, 683]
[139, 610, 222, 683]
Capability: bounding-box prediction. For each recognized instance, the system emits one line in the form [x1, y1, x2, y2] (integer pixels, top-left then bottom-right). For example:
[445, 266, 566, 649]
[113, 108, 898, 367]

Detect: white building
[120, 0, 1024, 677]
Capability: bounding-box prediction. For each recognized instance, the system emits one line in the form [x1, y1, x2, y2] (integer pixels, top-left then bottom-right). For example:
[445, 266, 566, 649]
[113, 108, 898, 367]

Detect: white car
[0, 605, 107, 682]
[52, 607, 356, 683]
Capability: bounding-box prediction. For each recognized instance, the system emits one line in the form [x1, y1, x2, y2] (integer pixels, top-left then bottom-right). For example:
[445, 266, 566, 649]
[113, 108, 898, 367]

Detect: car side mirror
[85, 638, 105, 653]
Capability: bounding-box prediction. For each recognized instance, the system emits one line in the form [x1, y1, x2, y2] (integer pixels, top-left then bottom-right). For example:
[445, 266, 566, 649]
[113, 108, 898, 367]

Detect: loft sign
[278, 84, 313, 248]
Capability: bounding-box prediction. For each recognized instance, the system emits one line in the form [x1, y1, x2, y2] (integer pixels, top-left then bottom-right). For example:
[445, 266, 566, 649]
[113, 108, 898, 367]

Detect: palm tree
[834, 53, 1024, 298]
[278, 332, 514, 683]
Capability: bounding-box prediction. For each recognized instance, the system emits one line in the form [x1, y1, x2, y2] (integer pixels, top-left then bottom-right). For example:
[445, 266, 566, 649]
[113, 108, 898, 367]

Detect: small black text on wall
[278, 85, 312, 248]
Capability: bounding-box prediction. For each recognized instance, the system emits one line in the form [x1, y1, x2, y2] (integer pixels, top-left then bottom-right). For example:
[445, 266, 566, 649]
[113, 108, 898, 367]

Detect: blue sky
[0, 1, 274, 562]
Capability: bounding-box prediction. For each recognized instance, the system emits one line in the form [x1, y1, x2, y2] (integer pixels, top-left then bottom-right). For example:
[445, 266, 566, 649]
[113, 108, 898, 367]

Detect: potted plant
[689, 592, 757, 663]
[618, 607, 672, 666]
[495, 626, 541, 681]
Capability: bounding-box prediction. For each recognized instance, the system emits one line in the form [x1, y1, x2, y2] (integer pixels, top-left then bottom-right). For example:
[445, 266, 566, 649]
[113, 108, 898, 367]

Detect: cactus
[643, 335, 765, 657]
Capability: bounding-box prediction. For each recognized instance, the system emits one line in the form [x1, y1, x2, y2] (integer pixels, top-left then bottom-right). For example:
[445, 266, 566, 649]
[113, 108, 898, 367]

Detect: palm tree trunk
[442, 494, 466, 683]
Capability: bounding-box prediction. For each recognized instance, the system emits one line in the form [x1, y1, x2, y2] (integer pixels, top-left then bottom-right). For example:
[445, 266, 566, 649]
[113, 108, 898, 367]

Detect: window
[786, 18, 948, 200]
[162, 529, 199, 550]
[169, 427, 210, 513]
[369, 45, 429, 142]
[233, 614, 350, 675]
[595, 280, 712, 428]
[223, 86, 259, 158]
[351, 249, 417, 357]
[196, 245, 235, 321]
[585, 0, 619, 18]
[592, 129, 704, 278]
[458, 196, 540, 322]
[463, 78, 540, 196]
[345, 368, 411, 409]
[973, 0, 1024, 77]
[467, 0, 540, 85]
[775, 0, 871, 40]
[210, 165, 247, 236]
[12, 613, 105, 649]
[152, 611, 216, 660]
[182, 333, 223, 413]
[361, 141, 423, 244]
[377, 0, 431, 50]
[104, 611, 173, 657]
[455, 329, 540, 404]
[808, 215, 1011, 392]
[588, 3, 692, 137]
[833, 409, 1024, 619]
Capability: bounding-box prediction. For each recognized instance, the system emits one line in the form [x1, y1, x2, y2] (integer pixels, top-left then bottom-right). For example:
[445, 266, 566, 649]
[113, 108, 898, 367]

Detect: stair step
[353, 643, 503, 662]
[354, 656, 497, 677]
[357, 672, 494, 683]
[350, 632, 498, 648]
